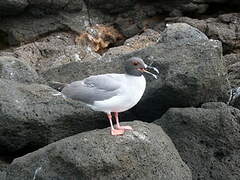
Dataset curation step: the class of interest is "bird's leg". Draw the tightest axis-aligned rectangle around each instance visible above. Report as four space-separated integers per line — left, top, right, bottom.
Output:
107 113 124 136
114 112 133 130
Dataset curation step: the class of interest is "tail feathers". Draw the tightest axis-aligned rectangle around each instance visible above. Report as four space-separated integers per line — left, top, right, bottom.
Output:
49 81 67 92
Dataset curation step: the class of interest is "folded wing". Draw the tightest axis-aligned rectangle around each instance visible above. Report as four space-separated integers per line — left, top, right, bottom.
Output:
61 74 122 104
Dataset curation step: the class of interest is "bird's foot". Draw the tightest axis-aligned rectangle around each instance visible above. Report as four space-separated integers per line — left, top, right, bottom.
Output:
116 125 133 130
111 129 125 136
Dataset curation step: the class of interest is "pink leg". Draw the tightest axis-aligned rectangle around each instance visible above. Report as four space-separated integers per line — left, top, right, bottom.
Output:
114 112 133 130
107 113 124 136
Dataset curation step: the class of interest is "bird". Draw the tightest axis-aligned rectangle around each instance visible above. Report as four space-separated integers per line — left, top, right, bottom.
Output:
52 57 159 135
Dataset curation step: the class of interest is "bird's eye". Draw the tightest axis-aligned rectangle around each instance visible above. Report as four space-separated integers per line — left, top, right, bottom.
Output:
133 62 138 66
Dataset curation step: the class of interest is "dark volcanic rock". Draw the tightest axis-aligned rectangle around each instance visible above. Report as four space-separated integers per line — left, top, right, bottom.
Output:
225 53 240 87
0 78 136 153
154 102 240 180
88 0 137 14
43 24 229 120
160 23 208 43
0 10 113 46
6 121 192 180
169 13 240 54
1 32 101 73
0 0 84 17
0 158 8 180
27 0 84 16
0 0 28 16
0 15 66 46
0 56 41 84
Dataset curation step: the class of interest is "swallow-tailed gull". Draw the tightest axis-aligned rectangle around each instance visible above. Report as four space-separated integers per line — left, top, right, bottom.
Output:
53 57 159 135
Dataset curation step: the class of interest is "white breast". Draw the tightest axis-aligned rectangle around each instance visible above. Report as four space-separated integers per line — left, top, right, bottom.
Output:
90 74 146 114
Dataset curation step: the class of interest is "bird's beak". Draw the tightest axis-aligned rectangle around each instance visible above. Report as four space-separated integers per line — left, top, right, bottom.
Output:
138 64 159 79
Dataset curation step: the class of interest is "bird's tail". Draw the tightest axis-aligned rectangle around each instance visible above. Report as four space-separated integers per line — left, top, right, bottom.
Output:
48 81 67 92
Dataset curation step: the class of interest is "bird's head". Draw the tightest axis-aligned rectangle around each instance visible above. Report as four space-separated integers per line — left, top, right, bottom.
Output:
125 57 159 79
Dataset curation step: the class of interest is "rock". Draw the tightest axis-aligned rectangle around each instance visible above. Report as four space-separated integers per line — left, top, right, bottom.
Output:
160 23 208 43
166 17 208 33
124 29 161 49
0 0 28 16
226 86 240 108
154 102 240 180
0 15 66 46
6 121 192 180
169 13 240 54
88 0 137 14
43 24 229 120
0 10 113 46
0 158 8 180
0 32 101 73
224 53 240 87
103 29 160 57
0 78 136 153
0 56 41 84
0 0 84 17
27 0 84 17
224 53 240 67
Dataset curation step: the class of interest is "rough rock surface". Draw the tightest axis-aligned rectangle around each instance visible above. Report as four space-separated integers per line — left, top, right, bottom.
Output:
6 121 192 180
224 53 240 87
103 29 161 58
0 78 136 153
43 23 229 120
169 13 240 54
159 23 208 43
154 102 240 180
0 0 84 17
0 10 113 46
0 32 101 72
0 158 8 180
0 56 41 83
0 0 28 16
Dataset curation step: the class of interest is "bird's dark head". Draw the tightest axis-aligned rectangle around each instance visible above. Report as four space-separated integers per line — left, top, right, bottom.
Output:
125 57 159 79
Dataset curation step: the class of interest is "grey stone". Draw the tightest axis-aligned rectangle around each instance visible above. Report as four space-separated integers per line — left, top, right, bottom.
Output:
0 32 101 73
0 158 8 180
159 23 208 43
103 29 161 58
27 0 84 16
0 15 66 46
0 56 41 84
224 53 240 67
0 10 113 46
6 121 192 180
0 78 136 153
0 0 28 16
169 13 240 54
87 0 137 14
154 102 240 180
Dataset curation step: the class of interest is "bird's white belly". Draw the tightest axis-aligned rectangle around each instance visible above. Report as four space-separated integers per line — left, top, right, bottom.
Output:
90 75 146 113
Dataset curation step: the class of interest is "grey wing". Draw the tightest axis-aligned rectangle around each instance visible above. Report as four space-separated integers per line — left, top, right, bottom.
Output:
61 74 121 104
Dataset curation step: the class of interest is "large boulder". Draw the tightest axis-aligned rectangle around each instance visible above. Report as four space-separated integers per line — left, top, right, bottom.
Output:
0 78 136 153
6 121 192 180
154 102 240 180
43 23 229 120
159 23 208 43
0 56 41 83
169 13 240 54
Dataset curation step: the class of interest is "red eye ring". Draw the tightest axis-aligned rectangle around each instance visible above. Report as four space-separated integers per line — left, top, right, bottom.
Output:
133 62 138 66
